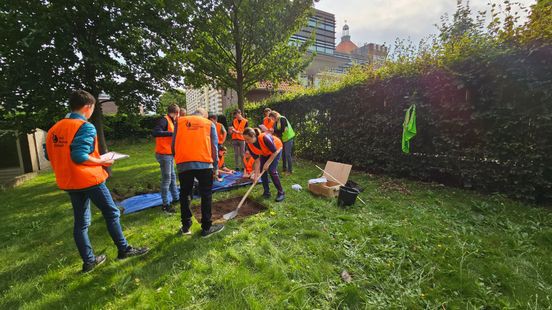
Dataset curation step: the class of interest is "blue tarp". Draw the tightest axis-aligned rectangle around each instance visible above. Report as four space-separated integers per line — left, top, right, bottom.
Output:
118 172 258 214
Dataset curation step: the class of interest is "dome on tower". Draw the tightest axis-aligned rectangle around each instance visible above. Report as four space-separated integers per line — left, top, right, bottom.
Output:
336 20 357 54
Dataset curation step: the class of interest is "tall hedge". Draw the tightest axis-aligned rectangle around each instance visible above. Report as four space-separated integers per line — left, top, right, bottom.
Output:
248 46 552 202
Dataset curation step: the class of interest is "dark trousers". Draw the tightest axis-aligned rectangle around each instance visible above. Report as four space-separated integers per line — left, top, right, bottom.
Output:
260 153 284 195
282 138 294 173
179 169 213 231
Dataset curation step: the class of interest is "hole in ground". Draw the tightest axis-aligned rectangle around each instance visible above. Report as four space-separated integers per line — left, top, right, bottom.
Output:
192 197 267 222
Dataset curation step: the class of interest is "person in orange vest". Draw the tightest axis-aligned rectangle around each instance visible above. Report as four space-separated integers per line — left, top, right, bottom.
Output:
228 109 248 171
242 150 255 179
216 146 235 181
173 108 224 238
152 103 180 213
208 114 227 148
243 128 285 202
45 90 148 273
261 108 275 133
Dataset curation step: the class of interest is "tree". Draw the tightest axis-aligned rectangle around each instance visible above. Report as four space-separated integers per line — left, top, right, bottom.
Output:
184 0 314 112
0 0 190 153
157 89 187 114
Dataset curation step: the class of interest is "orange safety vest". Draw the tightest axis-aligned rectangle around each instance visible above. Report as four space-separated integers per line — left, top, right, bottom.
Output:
174 115 213 164
263 117 274 130
46 118 108 190
231 118 247 141
216 122 226 145
247 133 283 157
243 157 255 173
155 115 175 155
218 154 225 169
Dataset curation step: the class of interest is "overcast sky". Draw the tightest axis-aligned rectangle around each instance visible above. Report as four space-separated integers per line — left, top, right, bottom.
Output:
315 0 536 48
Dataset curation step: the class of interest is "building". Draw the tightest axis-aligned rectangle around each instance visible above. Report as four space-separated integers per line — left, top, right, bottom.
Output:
185 86 236 115
335 22 389 68
0 128 50 188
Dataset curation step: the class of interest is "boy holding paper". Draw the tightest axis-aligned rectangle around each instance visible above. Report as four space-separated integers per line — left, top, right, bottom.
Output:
45 90 148 273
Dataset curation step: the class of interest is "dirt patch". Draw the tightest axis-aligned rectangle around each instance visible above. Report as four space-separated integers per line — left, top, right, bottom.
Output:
191 197 267 222
378 180 412 195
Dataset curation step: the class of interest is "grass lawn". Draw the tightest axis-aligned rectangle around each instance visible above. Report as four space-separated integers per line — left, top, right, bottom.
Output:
1 140 551 309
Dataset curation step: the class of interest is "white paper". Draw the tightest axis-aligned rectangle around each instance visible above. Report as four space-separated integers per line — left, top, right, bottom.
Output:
100 151 129 161
308 177 327 184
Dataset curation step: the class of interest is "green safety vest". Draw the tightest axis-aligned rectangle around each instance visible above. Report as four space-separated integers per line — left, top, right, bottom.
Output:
276 116 295 142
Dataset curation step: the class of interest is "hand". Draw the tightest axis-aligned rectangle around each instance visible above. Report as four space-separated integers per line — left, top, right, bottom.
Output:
101 159 114 167
262 162 270 172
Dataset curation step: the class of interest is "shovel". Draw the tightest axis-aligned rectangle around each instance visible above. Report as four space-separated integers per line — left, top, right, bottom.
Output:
223 152 279 220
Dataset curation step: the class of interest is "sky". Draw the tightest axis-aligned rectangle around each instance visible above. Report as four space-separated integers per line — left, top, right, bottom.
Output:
314 0 536 48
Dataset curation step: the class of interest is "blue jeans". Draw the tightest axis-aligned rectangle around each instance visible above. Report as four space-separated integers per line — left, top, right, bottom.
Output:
68 183 129 264
282 138 294 173
156 153 179 205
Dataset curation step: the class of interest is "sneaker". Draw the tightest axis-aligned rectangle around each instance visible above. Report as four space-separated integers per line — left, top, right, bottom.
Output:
162 204 176 214
275 193 285 202
201 224 225 238
262 192 271 199
82 254 107 273
118 246 149 259
179 227 192 236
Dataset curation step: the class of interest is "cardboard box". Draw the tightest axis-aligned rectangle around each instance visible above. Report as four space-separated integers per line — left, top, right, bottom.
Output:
308 161 352 198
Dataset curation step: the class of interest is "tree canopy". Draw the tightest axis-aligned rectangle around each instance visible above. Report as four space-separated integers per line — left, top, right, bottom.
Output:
184 0 314 112
0 0 190 152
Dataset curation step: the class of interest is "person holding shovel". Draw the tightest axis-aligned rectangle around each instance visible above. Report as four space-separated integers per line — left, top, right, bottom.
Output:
243 128 285 202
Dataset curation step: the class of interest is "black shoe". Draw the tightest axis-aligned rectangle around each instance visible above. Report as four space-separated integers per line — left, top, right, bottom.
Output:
82 254 107 273
275 193 285 202
262 192 271 199
118 246 149 259
179 226 192 236
201 224 225 238
162 204 176 214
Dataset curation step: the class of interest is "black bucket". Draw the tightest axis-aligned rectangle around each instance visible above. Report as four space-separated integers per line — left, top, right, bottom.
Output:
338 186 360 207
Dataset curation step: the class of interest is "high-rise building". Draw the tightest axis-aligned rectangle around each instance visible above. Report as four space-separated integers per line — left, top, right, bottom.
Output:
185 86 237 115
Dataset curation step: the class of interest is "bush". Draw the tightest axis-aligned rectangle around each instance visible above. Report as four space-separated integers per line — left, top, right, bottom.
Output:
104 114 159 140
248 45 552 202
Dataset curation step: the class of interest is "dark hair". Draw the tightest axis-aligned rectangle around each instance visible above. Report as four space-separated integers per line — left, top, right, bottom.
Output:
167 104 180 114
208 114 217 121
243 127 261 138
233 109 242 116
69 90 95 111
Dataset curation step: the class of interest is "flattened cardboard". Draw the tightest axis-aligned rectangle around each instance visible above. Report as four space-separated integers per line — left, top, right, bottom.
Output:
308 161 352 198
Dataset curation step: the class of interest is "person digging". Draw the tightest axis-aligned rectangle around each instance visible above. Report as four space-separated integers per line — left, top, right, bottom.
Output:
243 128 285 202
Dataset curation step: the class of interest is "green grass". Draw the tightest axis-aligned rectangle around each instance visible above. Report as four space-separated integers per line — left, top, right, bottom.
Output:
1 140 551 309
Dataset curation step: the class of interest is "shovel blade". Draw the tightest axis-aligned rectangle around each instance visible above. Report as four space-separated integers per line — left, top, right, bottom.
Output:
223 210 238 220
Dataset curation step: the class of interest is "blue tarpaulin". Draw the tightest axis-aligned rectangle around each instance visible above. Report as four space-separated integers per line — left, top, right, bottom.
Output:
118 172 259 214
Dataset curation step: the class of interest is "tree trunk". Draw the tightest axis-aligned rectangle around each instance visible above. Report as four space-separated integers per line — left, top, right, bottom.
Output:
236 82 245 114
89 99 108 155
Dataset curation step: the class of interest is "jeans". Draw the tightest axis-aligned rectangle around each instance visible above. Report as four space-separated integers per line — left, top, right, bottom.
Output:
156 153 179 206
260 153 284 195
179 169 213 231
282 138 294 173
68 183 129 264
232 140 245 169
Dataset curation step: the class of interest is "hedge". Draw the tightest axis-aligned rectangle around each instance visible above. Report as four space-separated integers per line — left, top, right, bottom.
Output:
247 46 552 203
